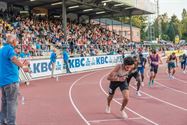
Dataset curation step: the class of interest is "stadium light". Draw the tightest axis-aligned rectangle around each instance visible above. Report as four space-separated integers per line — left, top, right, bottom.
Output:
20 11 29 14
68 5 79 9
83 9 93 12
102 0 112 3
125 7 134 10
30 0 36 1
51 2 63 6
114 3 124 7
96 11 105 14
54 15 61 18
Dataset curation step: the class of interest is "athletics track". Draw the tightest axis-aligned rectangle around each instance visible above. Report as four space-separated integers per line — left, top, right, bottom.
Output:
15 63 187 125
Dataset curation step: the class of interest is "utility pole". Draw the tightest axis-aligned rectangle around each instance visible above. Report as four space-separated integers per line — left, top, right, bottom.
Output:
157 0 162 41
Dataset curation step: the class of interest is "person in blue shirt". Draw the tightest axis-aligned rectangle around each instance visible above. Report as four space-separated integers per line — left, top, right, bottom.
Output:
179 53 187 74
50 49 57 77
0 34 29 125
137 53 147 86
62 48 71 73
19 49 31 59
24 49 31 58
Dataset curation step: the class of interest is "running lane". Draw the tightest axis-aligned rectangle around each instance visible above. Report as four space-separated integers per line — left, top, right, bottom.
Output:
17 72 94 125
15 68 187 125
70 69 158 125
71 68 187 125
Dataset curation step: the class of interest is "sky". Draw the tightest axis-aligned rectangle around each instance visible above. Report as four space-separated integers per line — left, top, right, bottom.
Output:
159 0 187 20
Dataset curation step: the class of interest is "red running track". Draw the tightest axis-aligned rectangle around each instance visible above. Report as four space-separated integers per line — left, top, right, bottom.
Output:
14 65 187 125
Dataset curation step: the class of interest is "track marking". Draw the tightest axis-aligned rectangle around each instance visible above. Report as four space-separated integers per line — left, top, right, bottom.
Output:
172 77 187 84
99 74 159 125
88 117 142 123
69 72 96 125
115 96 151 101
130 84 187 111
146 72 187 95
164 70 187 84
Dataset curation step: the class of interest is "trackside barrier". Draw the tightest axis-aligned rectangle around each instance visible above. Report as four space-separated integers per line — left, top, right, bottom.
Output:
29 55 123 79
19 53 151 80
19 69 31 83
165 50 184 56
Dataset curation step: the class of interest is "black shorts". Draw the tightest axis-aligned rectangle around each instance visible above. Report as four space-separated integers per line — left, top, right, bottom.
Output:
168 62 176 69
150 65 158 73
108 81 129 95
127 71 140 83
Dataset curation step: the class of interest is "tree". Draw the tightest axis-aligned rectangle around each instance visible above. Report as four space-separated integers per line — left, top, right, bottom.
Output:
181 9 187 41
182 9 187 20
167 22 175 42
119 16 148 41
152 13 169 40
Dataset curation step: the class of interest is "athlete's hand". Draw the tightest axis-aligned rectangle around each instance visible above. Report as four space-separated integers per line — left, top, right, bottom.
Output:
118 76 127 82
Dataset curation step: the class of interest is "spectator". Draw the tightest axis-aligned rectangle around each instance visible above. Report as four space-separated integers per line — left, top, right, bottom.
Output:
62 48 71 73
0 34 29 125
50 49 57 78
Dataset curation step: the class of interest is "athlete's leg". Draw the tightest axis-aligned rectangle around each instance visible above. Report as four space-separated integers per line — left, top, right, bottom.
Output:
106 82 118 113
168 63 171 74
134 72 141 96
181 62 184 70
184 61 186 71
119 82 129 119
120 89 129 111
149 67 154 87
107 95 113 108
134 73 141 91
172 67 176 76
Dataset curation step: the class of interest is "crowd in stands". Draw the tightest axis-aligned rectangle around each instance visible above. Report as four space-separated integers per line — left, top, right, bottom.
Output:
0 8 135 58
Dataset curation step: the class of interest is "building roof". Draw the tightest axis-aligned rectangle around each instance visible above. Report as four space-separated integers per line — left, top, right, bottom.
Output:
4 0 156 18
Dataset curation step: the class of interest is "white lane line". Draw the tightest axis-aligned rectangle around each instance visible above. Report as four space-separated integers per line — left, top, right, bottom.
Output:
173 77 187 84
69 72 96 125
115 96 151 101
164 70 187 84
155 81 187 95
99 74 159 125
130 84 187 111
88 117 142 123
147 72 187 95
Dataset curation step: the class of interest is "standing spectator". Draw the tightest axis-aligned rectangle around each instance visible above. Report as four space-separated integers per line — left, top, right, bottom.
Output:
50 49 57 78
62 48 71 73
0 34 29 125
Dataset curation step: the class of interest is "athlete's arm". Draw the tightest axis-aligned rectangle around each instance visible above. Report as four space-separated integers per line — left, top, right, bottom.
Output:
158 55 163 64
144 58 147 68
166 56 170 63
107 65 120 81
107 65 121 81
147 56 151 65
176 57 178 67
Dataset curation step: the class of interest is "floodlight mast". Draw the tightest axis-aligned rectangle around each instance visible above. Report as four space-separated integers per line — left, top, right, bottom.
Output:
62 0 67 43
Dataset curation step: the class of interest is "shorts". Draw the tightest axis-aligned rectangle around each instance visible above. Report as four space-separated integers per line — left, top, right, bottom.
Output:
168 62 175 69
138 67 144 74
181 61 186 68
127 71 140 83
150 65 158 74
108 81 129 95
